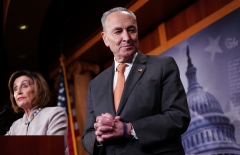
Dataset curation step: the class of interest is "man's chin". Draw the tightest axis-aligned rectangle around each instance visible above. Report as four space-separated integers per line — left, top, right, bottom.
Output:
122 53 136 63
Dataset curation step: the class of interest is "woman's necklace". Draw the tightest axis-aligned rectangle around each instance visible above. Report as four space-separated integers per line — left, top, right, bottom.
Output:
24 108 42 125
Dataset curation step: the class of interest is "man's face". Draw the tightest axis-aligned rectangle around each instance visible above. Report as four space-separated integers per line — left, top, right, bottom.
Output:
102 11 139 63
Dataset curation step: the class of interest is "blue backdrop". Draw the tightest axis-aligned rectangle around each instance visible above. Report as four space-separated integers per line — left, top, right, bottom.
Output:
160 8 240 154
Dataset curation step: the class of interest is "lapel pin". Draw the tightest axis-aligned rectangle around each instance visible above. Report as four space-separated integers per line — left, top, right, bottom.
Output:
138 68 142 72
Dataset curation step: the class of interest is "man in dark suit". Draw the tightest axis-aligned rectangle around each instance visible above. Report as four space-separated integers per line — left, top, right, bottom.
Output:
81 7 190 155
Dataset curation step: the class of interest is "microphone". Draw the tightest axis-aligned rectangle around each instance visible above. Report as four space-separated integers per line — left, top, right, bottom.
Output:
0 105 10 116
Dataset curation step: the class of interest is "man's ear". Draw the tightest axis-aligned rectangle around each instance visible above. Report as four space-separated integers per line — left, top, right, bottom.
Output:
101 32 109 47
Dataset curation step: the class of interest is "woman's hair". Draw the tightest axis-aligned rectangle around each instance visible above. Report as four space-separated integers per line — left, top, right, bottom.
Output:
8 70 52 113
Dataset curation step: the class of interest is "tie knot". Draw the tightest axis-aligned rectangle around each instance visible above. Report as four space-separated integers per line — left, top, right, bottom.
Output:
117 64 127 73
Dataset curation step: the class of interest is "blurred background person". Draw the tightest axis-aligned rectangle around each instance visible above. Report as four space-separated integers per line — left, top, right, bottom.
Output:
5 70 68 154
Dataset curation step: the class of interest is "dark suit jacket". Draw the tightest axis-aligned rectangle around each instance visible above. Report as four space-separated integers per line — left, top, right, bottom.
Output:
81 52 190 155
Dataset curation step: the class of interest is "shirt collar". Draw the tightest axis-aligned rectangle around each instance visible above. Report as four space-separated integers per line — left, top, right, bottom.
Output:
114 52 138 71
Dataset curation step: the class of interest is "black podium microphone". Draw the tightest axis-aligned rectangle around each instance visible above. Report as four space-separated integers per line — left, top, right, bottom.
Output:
0 105 10 116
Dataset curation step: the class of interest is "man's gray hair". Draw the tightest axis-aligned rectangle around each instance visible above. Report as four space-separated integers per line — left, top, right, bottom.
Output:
101 7 137 32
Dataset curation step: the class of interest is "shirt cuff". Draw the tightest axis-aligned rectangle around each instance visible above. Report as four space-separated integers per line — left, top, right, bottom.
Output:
130 123 138 139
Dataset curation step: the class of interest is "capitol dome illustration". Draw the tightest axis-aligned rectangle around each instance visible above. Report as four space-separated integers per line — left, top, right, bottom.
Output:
181 46 240 155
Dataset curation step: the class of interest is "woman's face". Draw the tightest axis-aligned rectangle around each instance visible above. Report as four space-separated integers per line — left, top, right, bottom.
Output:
13 75 35 110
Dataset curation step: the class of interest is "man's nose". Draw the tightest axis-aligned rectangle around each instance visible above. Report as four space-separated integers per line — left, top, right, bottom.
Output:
122 30 130 42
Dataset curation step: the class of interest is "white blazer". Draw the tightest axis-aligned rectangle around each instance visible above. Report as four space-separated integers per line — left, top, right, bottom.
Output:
6 106 68 154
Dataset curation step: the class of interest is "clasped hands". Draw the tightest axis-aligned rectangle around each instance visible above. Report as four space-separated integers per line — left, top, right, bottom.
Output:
94 113 130 144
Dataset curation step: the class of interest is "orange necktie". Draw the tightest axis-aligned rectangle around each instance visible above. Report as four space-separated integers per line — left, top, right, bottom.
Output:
114 64 128 111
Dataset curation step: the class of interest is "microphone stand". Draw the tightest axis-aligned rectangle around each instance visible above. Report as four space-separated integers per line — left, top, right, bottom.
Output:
0 105 10 116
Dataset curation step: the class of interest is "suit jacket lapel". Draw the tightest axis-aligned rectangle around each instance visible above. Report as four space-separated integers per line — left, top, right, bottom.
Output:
101 64 116 115
116 52 148 115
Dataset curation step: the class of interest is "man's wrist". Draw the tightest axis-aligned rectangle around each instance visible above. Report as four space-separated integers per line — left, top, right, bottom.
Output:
95 139 103 147
126 123 132 138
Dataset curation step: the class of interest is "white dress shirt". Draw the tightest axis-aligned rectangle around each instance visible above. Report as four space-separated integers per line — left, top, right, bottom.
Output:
113 52 138 139
113 52 138 90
